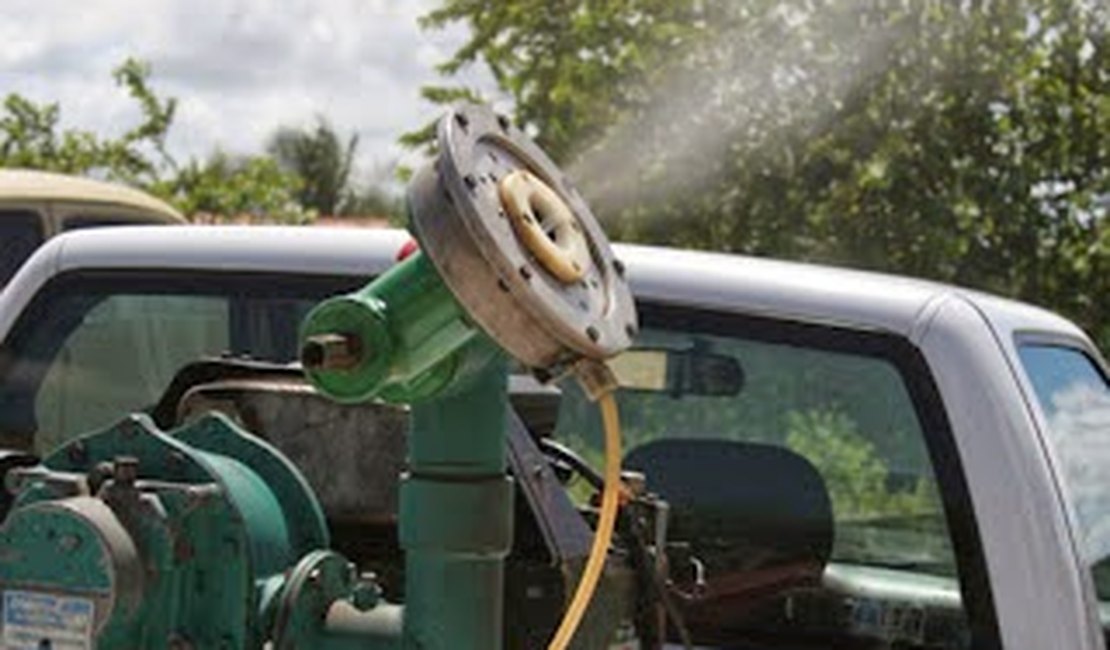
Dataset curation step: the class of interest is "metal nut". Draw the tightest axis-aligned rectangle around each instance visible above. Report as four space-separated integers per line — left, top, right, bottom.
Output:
113 456 139 486
301 333 363 371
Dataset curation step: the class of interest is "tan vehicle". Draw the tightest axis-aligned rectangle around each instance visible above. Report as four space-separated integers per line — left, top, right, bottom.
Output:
0 168 184 285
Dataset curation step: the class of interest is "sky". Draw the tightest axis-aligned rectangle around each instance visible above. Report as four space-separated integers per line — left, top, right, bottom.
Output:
0 0 497 186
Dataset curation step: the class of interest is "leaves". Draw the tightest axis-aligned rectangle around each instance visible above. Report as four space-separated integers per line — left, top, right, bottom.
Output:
407 0 709 160
0 58 175 184
149 152 312 224
417 0 1110 352
0 59 314 224
267 118 359 216
786 409 933 520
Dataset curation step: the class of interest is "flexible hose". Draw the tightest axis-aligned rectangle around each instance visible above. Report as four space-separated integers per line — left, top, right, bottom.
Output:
547 390 622 650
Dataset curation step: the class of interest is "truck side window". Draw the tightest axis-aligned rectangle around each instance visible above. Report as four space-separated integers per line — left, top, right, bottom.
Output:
0 272 367 454
0 210 44 285
35 295 230 452
553 306 988 649
1018 344 1110 604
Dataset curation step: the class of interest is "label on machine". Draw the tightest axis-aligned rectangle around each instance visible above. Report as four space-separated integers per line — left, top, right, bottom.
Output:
2 590 93 650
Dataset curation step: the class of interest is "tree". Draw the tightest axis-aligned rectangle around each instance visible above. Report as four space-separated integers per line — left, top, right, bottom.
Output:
267 118 359 215
151 151 311 224
342 183 404 222
416 0 1110 351
406 0 709 161
0 59 310 224
0 58 176 184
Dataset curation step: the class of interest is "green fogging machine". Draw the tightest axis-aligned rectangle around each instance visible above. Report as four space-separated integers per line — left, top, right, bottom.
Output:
0 105 640 649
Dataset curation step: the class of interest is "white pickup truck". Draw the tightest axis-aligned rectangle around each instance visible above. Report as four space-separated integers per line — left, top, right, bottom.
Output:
0 225 1107 650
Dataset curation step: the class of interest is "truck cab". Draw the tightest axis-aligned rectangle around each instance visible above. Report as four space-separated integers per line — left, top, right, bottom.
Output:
0 225 1106 649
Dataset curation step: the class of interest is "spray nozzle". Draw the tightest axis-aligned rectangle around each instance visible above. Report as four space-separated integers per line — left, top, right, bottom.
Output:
300 103 636 404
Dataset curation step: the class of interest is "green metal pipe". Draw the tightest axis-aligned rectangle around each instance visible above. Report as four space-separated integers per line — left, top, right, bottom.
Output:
400 359 514 650
320 602 404 648
300 251 479 404
301 246 516 649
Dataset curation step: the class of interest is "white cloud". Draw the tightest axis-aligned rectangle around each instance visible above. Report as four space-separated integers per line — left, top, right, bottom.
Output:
0 0 499 185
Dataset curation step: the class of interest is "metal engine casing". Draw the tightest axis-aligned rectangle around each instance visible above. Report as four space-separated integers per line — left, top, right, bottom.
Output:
0 412 338 649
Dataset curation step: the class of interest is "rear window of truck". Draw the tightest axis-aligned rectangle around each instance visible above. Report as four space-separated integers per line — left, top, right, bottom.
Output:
0 270 365 452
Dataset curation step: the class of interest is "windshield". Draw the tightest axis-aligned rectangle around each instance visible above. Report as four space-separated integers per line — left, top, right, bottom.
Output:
0 270 364 452
1018 343 1110 601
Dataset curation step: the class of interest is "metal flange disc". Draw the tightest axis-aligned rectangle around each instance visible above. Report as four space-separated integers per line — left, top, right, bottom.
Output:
408 103 637 370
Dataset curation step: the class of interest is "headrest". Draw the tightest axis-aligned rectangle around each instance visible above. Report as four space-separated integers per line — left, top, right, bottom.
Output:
625 438 834 580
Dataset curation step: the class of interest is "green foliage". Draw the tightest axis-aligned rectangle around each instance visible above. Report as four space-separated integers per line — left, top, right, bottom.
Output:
418 0 1109 348
111 59 178 179
786 408 950 569
150 151 312 224
342 185 405 223
267 118 358 215
407 0 708 160
0 58 175 184
399 86 485 156
0 59 310 224
785 409 933 520
265 118 406 222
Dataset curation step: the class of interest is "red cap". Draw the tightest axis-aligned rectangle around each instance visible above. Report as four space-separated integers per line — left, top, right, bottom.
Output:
396 239 420 261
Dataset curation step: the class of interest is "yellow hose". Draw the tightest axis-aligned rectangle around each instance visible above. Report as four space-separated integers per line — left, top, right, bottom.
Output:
547 390 622 650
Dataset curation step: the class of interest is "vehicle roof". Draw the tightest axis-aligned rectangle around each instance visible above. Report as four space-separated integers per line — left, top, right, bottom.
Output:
0 169 184 222
0 225 1086 346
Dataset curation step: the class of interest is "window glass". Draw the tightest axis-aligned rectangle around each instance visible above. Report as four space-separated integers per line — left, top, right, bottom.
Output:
1018 344 1110 601
35 295 229 451
0 272 363 452
0 210 44 285
554 313 975 648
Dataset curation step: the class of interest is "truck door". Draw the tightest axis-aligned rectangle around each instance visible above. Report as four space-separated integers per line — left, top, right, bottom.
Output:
550 302 1003 649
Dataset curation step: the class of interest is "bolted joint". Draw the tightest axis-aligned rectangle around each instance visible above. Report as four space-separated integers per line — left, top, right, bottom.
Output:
113 456 139 487
301 333 364 371
351 575 383 612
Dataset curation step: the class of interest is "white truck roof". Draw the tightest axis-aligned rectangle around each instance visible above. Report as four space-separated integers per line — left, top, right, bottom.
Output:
0 225 1085 347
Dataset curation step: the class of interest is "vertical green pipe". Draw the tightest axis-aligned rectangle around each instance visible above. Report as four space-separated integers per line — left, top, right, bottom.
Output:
399 356 514 650
302 247 517 648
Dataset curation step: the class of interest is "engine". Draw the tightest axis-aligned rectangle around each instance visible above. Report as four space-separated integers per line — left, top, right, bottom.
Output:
0 412 398 649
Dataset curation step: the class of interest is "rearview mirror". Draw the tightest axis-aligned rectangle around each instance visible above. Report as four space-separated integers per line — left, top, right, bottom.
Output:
610 346 744 397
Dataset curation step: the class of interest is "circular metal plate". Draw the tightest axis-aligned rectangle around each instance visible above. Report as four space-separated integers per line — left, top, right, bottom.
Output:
409 104 637 369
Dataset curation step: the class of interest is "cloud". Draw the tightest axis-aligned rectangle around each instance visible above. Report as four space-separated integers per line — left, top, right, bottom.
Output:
0 0 498 183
